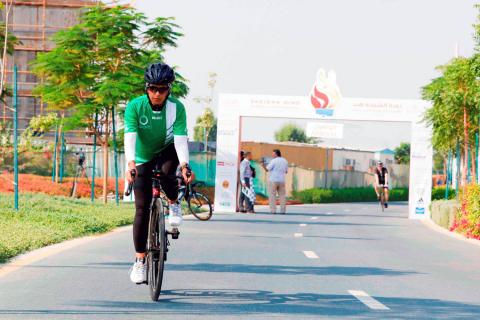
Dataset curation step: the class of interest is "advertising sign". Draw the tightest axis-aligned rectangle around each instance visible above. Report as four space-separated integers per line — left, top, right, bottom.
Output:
214 69 433 219
306 122 344 139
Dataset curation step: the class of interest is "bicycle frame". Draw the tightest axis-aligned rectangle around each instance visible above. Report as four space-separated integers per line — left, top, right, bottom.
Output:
377 184 386 211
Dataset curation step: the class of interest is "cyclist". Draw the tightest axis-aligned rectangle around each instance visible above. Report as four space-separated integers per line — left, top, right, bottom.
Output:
124 63 194 284
374 161 389 208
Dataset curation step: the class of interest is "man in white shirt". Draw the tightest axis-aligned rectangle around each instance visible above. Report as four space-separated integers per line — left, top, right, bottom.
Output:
263 149 288 214
239 151 254 213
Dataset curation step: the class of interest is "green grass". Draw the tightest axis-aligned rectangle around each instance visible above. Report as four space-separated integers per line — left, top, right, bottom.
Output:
292 187 409 204
0 193 135 263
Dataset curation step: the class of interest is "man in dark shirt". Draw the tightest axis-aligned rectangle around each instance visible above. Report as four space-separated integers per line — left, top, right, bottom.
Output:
374 161 389 208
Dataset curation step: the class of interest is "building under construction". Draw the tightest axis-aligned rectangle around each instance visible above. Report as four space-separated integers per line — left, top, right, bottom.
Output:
0 0 98 131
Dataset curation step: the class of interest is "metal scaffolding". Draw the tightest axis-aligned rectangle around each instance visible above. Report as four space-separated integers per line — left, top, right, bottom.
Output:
1 0 98 128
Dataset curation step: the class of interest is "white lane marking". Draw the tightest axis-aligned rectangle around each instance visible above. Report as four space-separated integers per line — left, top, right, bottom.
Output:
326 212 335 215
344 209 351 212
294 233 303 238
303 251 319 259
348 290 390 310
299 223 307 227
311 217 318 220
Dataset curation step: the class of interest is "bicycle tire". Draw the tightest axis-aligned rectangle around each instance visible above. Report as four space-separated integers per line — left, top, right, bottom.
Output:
188 192 213 221
380 192 385 212
147 198 166 301
159 192 169 212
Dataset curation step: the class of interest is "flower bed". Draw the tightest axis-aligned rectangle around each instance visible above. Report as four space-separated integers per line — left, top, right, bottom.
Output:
0 173 124 199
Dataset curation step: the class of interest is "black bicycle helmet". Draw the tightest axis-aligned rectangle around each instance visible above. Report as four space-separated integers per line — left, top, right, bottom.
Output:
144 63 175 85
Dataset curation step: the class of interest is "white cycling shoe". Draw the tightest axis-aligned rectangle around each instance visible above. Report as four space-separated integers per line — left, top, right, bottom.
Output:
169 202 183 227
130 259 146 284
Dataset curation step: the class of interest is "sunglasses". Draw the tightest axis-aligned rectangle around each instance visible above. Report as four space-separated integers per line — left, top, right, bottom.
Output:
147 85 170 94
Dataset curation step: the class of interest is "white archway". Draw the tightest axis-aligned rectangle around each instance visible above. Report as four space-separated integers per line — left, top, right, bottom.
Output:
214 94 432 220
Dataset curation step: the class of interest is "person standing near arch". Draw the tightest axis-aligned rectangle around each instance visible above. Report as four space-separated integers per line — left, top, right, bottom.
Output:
263 149 288 214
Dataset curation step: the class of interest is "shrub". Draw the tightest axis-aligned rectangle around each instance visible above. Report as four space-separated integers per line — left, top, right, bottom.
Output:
451 184 480 239
292 187 409 203
431 187 456 200
430 200 459 229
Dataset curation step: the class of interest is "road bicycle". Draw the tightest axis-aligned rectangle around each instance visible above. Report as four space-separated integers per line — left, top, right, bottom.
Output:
377 184 388 212
125 169 180 301
161 181 213 221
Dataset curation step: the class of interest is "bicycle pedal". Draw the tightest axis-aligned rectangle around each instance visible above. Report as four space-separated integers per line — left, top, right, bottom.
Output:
168 228 180 239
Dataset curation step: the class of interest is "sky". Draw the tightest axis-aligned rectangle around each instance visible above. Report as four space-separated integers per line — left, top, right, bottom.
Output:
134 0 477 148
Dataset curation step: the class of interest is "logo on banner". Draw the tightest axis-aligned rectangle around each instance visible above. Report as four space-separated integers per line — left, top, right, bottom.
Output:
220 190 232 207
217 129 236 136
310 69 342 116
415 198 425 214
218 161 235 167
222 180 230 189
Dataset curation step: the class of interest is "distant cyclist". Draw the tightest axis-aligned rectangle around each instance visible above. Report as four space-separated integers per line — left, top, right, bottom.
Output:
124 63 194 284
374 161 389 208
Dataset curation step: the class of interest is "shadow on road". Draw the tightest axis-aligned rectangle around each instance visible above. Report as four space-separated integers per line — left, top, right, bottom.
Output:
18 262 419 277
303 236 379 240
0 289 479 319
210 218 393 227
163 263 419 276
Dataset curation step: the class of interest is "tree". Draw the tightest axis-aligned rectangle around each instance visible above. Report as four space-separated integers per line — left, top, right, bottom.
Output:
193 107 217 146
0 0 21 101
394 142 410 164
21 113 59 147
31 5 188 202
275 123 311 143
423 57 480 187
193 72 218 148
433 150 447 173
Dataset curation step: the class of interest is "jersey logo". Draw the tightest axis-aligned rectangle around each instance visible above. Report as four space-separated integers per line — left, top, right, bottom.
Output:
139 115 150 127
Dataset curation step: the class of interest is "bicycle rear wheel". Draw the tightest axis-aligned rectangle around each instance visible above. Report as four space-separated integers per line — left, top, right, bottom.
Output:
188 192 213 221
147 198 166 301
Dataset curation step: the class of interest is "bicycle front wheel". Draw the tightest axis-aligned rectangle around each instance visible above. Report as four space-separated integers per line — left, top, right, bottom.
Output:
188 192 213 221
147 198 166 301
380 192 385 212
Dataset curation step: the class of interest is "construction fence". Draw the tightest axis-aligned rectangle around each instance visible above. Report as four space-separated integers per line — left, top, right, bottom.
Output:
1 147 408 196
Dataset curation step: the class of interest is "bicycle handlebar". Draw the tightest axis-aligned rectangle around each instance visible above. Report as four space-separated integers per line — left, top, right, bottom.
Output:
124 166 193 197
125 169 136 197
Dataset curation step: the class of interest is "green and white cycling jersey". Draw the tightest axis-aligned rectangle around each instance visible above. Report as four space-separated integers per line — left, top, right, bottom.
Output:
124 94 188 165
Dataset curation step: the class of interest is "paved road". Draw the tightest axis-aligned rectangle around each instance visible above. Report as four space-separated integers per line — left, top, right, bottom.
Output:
1 202 480 319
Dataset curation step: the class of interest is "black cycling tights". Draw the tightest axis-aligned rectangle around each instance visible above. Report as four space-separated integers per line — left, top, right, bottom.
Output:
133 143 179 253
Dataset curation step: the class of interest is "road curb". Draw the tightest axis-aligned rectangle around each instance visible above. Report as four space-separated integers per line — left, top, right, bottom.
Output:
0 225 132 279
421 218 480 247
